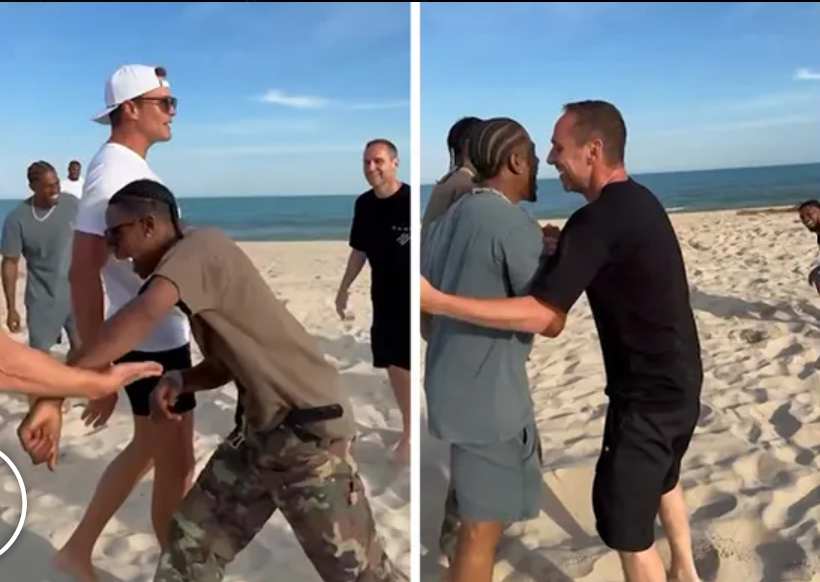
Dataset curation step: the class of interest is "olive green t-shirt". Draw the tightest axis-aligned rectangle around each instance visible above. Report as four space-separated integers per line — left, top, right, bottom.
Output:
151 227 355 440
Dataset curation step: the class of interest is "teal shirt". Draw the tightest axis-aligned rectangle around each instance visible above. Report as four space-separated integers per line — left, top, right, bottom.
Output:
421 189 547 443
0 193 78 330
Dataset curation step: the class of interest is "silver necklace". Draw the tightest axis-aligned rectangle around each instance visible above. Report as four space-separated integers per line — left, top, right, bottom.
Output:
472 186 512 204
31 201 56 222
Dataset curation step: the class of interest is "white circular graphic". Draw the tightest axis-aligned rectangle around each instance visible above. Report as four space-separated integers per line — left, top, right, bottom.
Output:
0 450 26 557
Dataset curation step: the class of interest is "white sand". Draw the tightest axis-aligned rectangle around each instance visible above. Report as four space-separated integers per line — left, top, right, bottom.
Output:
0 241 410 581
420 208 820 582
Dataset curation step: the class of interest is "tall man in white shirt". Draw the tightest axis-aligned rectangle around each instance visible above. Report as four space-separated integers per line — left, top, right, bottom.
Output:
46 64 196 582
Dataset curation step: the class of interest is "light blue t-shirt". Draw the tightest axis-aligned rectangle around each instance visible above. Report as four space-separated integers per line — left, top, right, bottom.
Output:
421 189 547 444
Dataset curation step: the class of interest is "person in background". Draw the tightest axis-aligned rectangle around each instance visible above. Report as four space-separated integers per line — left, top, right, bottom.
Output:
421 116 482 235
797 200 820 293
61 160 85 197
1 161 80 355
335 138 411 462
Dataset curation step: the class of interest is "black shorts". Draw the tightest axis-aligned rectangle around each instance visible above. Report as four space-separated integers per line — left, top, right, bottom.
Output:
371 311 409 371
116 344 195 417
592 399 700 552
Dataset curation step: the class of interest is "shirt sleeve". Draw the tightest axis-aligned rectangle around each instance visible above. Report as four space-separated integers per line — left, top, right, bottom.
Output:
150 235 219 315
0 215 22 257
495 219 548 296
74 180 109 236
349 196 367 253
530 210 610 313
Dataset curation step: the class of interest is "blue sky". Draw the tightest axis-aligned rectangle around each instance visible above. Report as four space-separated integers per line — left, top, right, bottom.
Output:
0 2 410 198
421 2 820 183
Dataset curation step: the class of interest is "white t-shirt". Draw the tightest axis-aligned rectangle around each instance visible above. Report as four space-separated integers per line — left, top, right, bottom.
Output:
76 142 190 352
61 176 84 198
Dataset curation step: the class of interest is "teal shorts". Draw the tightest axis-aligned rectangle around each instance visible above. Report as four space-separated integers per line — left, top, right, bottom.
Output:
449 421 543 522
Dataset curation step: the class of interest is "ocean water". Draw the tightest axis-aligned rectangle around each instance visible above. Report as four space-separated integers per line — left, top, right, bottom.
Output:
0 164 816 241
421 162 820 221
0 193 360 242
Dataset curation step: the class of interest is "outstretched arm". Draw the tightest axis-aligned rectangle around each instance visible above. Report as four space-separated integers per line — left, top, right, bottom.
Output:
67 276 180 373
420 210 609 338
420 277 565 336
0 329 157 398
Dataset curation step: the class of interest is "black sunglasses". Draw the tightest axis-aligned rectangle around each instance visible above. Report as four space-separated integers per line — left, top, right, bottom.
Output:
134 96 177 112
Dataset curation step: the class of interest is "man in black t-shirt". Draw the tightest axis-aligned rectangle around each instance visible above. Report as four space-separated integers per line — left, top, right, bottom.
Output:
336 138 410 461
421 102 703 582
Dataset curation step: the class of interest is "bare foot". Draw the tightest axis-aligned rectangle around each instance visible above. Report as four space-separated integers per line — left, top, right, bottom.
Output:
53 548 98 582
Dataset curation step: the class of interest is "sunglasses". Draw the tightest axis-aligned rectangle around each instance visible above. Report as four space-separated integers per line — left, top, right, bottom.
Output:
104 218 141 245
134 96 177 113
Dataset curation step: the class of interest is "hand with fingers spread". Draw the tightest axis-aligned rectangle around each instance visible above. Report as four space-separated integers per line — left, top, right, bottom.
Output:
82 393 118 429
16 360 163 470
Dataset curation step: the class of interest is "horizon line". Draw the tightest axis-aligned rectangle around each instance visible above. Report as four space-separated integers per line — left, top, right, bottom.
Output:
0 161 816 200
421 160 820 187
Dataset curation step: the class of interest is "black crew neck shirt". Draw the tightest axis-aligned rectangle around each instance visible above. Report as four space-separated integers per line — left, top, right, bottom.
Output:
530 178 702 406
349 182 410 317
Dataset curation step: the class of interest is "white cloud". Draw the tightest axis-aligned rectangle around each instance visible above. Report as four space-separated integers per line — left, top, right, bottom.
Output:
257 89 407 111
795 68 820 81
259 90 330 108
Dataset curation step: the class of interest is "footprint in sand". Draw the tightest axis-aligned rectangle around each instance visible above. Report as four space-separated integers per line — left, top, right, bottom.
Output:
691 535 721 582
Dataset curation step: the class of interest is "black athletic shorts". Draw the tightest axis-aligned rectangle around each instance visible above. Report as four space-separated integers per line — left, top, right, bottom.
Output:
116 344 195 417
592 398 700 552
370 310 409 371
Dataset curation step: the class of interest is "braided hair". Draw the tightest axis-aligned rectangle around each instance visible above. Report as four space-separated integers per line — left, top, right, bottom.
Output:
467 117 531 181
109 179 184 238
27 161 56 184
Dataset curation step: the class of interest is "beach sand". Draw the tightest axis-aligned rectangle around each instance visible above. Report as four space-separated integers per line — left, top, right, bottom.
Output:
420 207 820 582
0 241 410 581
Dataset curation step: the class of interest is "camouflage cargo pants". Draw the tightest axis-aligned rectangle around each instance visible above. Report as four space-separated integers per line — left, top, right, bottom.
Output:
154 424 406 581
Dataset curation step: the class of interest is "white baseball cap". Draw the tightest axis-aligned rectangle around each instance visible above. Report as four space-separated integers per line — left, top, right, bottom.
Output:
92 64 170 125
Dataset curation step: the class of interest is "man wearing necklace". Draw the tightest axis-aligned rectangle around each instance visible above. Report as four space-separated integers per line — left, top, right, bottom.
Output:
420 117 547 582
422 102 703 582
1 160 79 354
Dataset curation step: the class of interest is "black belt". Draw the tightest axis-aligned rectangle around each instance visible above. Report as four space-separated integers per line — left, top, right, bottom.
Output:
227 404 344 448
281 404 344 444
